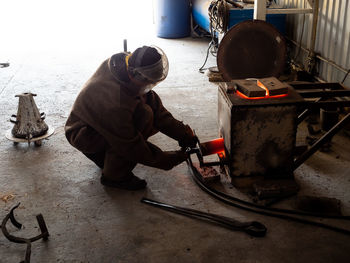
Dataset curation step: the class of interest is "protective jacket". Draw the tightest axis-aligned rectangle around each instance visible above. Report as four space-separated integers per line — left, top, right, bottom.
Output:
65 55 191 171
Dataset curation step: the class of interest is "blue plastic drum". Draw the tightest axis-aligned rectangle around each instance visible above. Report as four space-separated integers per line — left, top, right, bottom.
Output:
155 0 191 38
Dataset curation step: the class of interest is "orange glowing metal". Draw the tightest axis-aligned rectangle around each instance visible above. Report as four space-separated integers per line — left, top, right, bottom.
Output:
200 138 225 157
236 79 288 100
236 90 288 100
257 80 270 96
236 90 266 100
209 138 225 154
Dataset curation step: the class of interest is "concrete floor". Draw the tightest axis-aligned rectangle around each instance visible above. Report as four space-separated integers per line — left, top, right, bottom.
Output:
1 35 350 263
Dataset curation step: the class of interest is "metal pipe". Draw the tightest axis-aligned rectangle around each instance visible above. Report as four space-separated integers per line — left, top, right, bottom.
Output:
309 101 350 108
289 38 349 75
298 108 310 124
266 8 313 14
297 90 350 98
254 0 266 21
309 0 319 56
298 106 316 124
293 112 350 170
290 82 348 90
123 39 127 52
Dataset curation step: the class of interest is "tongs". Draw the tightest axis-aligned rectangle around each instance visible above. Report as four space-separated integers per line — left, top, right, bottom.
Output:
141 198 267 237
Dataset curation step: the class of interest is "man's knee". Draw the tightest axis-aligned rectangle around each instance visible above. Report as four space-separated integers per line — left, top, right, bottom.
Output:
103 149 137 180
66 125 107 154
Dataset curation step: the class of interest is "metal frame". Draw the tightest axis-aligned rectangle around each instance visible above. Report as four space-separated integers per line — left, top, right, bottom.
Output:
254 0 314 20
195 82 350 174
291 82 350 170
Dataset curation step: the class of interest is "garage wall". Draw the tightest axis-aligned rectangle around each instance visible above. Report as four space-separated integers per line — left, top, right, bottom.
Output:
276 0 350 86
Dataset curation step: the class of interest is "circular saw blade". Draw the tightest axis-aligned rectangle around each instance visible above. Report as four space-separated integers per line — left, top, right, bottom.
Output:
217 20 286 81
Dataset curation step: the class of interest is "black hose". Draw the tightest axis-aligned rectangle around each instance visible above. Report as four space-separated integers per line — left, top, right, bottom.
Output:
198 41 213 73
187 160 350 236
188 158 350 220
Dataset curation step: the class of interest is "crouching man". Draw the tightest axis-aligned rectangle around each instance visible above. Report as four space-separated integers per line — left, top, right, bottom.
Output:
65 46 196 190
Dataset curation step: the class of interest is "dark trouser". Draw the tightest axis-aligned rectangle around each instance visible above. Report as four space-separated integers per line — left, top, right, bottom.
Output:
83 151 106 169
66 105 156 182
82 149 137 182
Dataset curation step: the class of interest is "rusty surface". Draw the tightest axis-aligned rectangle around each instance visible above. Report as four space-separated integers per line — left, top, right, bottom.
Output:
192 162 220 183
257 77 289 96
11 93 48 140
199 138 225 156
218 84 303 178
218 83 305 107
217 20 286 80
253 179 299 200
233 79 266 98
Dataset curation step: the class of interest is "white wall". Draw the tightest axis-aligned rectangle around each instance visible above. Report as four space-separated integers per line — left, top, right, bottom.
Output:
277 0 350 86
0 0 154 53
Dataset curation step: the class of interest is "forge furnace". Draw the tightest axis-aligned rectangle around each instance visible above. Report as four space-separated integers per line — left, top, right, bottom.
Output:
218 81 304 180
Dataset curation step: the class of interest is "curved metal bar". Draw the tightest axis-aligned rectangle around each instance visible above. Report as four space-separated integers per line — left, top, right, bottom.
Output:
9 203 23 229
1 203 50 263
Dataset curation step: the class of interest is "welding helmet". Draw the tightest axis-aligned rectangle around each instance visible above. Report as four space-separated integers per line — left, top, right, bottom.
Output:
126 46 169 94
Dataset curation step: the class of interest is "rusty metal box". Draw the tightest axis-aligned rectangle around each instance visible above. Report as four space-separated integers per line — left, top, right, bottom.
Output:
218 83 304 178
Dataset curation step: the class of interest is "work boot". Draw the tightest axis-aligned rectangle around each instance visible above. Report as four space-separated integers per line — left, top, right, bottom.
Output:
100 173 147 190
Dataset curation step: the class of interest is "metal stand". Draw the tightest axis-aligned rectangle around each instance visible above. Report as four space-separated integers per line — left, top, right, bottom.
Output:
292 82 350 170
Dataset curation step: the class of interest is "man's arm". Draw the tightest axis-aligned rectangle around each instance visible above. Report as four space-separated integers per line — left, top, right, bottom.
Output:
146 91 197 148
93 106 186 170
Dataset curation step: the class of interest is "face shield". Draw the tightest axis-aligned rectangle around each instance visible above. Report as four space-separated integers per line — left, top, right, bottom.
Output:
128 46 169 94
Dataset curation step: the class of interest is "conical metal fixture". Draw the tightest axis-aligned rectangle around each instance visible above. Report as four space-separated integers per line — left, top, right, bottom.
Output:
10 92 48 140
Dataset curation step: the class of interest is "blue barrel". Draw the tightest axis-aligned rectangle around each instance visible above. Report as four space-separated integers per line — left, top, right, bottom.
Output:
192 0 212 33
155 0 191 38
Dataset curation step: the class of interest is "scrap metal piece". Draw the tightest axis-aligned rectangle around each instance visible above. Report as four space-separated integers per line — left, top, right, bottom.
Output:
192 163 220 183
11 93 48 140
253 179 299 200
141 198 267 237
5 126 55 145
1 203 49 263
185 134 228 168
206 67 224 82
6 92 55 146
233 79 266 98
217 20 286 80
257 77 289 96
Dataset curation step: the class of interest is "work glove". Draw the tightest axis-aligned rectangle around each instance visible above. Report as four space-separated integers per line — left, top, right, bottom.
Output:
159 150 188 171
178 125 198 149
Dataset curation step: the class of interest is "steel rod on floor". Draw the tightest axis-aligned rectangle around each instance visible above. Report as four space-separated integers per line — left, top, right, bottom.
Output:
141 198 267 237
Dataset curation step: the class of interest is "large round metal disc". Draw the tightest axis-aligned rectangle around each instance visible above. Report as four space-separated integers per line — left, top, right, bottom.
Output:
5 125 55 143
217 20 286 80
